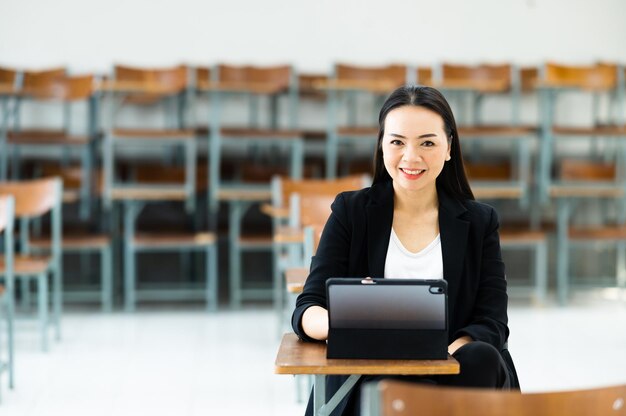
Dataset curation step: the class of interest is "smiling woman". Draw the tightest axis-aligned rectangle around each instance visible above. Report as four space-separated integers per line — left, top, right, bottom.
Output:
293 85 520 416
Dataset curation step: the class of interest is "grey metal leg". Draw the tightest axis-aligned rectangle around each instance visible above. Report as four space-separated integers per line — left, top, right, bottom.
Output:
37 274 49 352
314 374 361 416
314 374 326 416
123 202 140 312
206 243 218 312
535 240 548 304
53 266 62 342
229 201 243 309
102 245 113 312
556 198 571 305
20 278 30 311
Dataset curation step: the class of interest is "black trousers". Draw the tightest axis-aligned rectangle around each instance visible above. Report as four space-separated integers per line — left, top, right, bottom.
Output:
305 341 511 416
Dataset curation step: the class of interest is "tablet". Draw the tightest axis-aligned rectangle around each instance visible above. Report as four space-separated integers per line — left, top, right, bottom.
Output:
325 277 448 359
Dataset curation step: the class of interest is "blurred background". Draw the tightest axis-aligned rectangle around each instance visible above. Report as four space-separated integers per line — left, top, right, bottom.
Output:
1 0 626 415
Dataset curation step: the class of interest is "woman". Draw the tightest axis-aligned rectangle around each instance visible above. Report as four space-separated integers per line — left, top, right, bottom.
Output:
292 85 519 415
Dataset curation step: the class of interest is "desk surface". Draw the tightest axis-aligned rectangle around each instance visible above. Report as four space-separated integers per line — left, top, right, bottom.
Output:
275 333 460 376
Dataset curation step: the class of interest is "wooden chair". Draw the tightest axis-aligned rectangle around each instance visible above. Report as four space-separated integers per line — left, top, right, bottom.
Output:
9 73 98 219
537 62 625 205
0 67 20 180
0 195 15 391
198 64 303 308
364 380 626 416
103 64 196 213
0 177 62 351
550 161 626 303
326 63 407 178
266 174 370 313
465 161 548 303
119 164 218 312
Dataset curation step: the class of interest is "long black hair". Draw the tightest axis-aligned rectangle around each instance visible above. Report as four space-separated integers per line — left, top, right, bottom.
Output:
372 85 474 201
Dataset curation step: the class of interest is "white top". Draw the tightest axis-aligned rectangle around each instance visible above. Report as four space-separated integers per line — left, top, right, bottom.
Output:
384 228 443 280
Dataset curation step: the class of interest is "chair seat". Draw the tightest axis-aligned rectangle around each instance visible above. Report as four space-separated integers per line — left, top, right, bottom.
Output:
0 255 51 275
459 125 537 137
31 234 110 250
111 128 195 139
273 226 304 244
221 128 302 139
8 129 90 145
569 225 626 240
133 232 216 248
500 229 547 243
553 125 626 136
337 126 377 137
285 267 308 294
239 234 273 247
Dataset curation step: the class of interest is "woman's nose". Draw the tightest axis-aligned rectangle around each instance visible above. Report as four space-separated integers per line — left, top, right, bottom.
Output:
402 145 422 162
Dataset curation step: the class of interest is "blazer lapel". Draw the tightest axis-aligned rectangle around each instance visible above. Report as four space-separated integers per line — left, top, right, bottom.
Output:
438 189 469 289
366 181 394 277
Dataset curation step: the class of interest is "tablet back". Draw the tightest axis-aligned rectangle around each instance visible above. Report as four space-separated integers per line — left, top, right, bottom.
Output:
326 278 448 359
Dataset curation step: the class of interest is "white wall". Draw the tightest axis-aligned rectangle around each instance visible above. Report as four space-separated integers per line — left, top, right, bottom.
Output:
1 0 626 73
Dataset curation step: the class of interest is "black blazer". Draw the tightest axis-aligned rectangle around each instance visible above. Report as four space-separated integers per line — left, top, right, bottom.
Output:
292 180 519 414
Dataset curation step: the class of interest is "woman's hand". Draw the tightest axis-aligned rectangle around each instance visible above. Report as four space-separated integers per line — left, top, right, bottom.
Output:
448 335 473 355
302 305 329 341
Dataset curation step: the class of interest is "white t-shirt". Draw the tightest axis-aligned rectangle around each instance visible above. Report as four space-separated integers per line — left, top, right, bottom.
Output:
384 228 443 280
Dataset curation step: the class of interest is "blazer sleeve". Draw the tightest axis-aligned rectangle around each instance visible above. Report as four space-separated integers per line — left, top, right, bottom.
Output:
453 206 509 349
291 193 352 342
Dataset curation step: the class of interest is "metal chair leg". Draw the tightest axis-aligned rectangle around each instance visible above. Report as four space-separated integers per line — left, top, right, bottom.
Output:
37 273 49 352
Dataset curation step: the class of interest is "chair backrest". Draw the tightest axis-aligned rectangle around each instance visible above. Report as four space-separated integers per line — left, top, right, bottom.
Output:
114 64 189 94
416 67 433 86
521 67 539 92
559 160 617 182
218 64 292 91
22 74 95 101
464 161 512 181
0 177 62 218
441 63 512 91
369 380 626 416
299 194 337 258
336 63 406 86
21 67 67 89
544 62 617 91
273 174 370 208
0 67 18 86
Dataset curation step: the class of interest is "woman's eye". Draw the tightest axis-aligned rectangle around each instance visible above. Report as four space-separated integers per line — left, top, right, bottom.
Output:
390 139 403 146
422 140 435 147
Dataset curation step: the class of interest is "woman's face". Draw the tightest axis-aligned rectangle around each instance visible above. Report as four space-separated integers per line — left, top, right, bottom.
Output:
381 105 451 195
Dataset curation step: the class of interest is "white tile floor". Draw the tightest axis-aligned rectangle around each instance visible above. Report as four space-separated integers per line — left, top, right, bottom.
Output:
1 290 626 415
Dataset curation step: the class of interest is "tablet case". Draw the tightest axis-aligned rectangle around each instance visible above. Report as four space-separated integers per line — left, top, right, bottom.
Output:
326 278 448 360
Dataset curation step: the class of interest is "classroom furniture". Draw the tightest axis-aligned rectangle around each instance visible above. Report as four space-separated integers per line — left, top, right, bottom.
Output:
275 333 460 416
0 177 62 351
265 175 370 316
8 72 98 220
0 195 15 394
100 65 218 311
317 64 407 178
362 380 626 416
199 64 304 308
0 67 21 181
538 63 626 304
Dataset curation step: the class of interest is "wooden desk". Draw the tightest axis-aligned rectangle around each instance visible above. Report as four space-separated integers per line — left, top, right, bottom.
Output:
275 333 459 416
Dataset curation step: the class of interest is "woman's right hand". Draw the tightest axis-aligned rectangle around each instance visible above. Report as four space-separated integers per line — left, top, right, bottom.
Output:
302 305 329 341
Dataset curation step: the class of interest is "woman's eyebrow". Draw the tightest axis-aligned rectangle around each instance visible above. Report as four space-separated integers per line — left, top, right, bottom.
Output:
389 132 438 139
